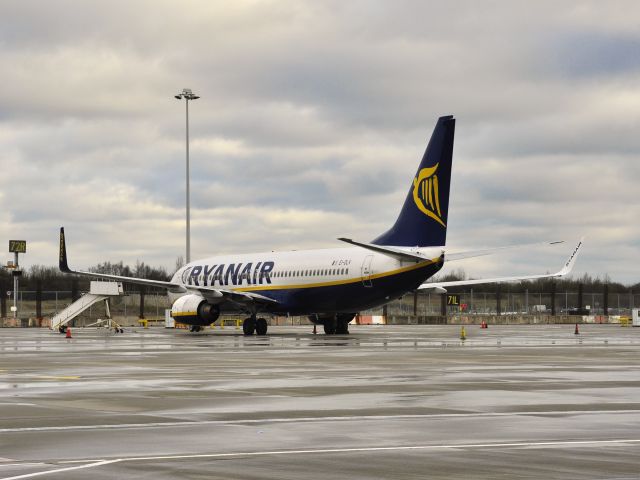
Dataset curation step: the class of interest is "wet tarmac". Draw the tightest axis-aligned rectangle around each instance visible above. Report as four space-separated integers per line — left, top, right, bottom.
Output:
1 324 640 479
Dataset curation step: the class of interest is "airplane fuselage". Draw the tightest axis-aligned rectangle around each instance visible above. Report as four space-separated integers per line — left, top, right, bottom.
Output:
171 247 444 315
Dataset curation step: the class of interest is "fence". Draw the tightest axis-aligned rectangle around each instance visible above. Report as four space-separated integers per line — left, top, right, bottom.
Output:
1 290 171 326
1 289 638 326
363 290 639 317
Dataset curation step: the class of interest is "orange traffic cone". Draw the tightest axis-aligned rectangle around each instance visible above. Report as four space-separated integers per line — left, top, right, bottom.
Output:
574 323 579 335
66 327 72 339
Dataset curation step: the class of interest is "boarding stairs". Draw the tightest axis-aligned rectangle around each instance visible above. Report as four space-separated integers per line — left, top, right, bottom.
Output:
50 281 124 331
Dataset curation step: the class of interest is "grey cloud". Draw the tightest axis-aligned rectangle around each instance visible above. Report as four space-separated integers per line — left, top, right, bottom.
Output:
542 31 640 79
0 1 638 283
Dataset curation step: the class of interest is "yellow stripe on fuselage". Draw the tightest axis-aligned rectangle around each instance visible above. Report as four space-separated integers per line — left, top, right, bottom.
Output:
233 256 441 293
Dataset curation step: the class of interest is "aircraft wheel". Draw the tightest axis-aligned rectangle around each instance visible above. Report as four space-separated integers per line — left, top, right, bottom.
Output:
336 321 350 335
243 317 256 336
189 325 202 333
256 318 268 336
323 318 337 335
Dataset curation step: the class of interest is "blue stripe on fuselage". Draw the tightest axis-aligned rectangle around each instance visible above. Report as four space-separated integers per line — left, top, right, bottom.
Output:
236 260 442 315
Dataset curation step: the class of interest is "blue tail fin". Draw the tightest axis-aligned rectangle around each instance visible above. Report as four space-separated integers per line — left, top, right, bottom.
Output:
372 115 455 247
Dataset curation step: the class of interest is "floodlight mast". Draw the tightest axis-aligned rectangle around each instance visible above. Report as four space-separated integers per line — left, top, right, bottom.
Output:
13 251 18 318
174 88 200 264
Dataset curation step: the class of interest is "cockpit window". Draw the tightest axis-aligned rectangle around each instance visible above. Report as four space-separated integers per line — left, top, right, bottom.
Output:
181 267 193 283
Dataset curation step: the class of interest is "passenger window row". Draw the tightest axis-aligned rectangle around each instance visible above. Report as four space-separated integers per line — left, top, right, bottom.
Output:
192 267 351 284
272 268 349 279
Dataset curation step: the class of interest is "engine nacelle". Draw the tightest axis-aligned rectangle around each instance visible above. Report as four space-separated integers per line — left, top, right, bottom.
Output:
171 294 220 326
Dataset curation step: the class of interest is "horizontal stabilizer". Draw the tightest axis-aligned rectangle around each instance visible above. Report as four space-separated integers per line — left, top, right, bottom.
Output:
338 238 440 262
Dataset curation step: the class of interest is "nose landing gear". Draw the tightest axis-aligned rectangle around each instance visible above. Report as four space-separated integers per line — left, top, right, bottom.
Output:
256 317 268 335
243 317 255 335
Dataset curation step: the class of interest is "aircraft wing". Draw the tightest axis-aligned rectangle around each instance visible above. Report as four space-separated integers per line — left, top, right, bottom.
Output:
419 238 583 290
444 240 565 261
58 228 279 306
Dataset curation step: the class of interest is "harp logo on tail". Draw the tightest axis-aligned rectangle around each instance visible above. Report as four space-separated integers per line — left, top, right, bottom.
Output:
412 163 446 227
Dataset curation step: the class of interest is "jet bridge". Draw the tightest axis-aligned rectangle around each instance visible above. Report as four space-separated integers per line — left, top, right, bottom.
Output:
50 281 124 331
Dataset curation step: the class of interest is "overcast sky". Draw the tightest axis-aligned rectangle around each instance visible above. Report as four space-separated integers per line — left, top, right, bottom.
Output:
1 1 638 284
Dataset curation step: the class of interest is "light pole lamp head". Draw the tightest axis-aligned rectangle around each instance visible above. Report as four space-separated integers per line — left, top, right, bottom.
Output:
175 88 200 101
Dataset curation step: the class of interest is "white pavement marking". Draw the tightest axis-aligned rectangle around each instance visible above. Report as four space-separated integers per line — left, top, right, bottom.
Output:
0 465 44 469
122 438 640 461
0 460 119 480
4 439 640 479
1 409 639 433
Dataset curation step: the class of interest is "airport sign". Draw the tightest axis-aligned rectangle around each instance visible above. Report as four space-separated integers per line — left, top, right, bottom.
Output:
9 240 26 253
447 294 460 306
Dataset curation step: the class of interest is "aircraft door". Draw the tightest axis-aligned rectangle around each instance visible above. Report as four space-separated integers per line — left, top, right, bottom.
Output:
361 255 373 287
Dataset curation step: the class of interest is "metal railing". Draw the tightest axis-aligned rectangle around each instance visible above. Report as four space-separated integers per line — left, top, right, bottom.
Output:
363 290 639 316
2 291 170 322
2 289 638 325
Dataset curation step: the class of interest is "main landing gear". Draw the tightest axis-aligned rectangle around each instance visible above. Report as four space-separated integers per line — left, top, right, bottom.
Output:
323 319 350 335
189 325 203 333
243 316 268 336
323 317 336 335
320 313 354 335
336 320 350 335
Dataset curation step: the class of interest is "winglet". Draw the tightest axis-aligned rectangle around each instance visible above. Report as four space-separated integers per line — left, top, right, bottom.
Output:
59 227 71 273
557 237 584 276
417 237 585 290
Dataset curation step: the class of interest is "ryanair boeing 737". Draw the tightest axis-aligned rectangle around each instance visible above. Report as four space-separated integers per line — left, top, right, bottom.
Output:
58 116 583 335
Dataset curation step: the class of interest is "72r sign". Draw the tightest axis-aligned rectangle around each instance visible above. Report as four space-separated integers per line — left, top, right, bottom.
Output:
9 240 26 253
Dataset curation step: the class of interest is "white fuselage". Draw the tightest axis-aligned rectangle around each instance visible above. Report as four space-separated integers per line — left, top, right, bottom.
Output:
170 246 444 315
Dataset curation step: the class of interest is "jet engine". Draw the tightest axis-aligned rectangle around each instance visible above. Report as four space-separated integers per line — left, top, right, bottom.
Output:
171 294 220 326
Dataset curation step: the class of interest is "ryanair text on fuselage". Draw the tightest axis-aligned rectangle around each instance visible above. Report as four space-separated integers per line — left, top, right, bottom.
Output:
182 262 276 287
